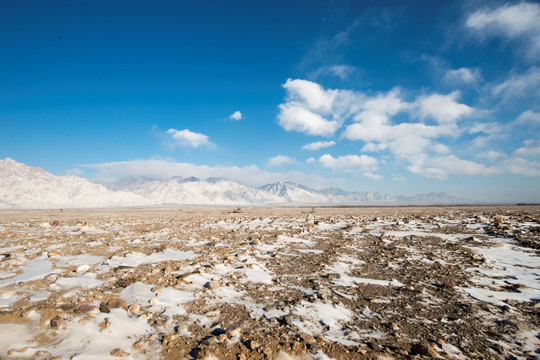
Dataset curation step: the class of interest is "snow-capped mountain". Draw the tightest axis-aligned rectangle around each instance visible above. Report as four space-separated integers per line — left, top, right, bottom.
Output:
0 158 152 209
259 181 329 203
132 176 284 205
0 158 474 208
318 187 397 203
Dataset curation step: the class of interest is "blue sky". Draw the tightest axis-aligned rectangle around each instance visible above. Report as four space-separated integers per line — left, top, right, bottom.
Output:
1 1 540 202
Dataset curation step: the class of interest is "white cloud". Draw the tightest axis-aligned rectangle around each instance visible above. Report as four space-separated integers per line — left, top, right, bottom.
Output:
408 155 501 180
514 110 540 125
302 141 336 151
476 151 507 161
362 142 388 152
443 67 481 85
492 67 540 99
513 139 540 158
466 2 540 58
306 157 316 164
166 129 213 148
327 65 357 80
392 174 407 182
81 158 331 188
278 104 340 136
228 111 242 121
363 172 383 180
66 168 83 176
416 91 473 123
268 155 296 168
282 78 337 113
499 157 540 176
319 154 378 173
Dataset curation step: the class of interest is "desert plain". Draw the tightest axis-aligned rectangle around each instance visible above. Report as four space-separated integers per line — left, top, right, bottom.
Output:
0 206 539 360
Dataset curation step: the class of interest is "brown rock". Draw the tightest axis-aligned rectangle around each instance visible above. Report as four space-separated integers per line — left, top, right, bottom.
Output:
48 250 63 258
207 280 220 290
99 302 110 313
128 303 141 313
74 304 97 314
50 315 63 327
442 281 455 289
108 298 128 309
410 342 437 358
110 348 129 357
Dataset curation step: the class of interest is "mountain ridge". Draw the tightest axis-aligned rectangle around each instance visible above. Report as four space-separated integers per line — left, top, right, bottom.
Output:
0 158 474 208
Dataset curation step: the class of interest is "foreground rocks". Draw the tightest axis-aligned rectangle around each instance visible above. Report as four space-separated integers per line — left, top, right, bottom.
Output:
0 206 539 359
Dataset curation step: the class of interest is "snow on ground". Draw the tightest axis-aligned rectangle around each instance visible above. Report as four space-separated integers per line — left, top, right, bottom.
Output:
0 207 539 359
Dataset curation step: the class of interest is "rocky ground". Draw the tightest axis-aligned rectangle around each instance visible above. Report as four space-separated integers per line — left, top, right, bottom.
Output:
0 206 539 360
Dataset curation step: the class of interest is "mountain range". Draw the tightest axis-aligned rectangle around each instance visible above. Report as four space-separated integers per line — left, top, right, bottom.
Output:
0 158 473 209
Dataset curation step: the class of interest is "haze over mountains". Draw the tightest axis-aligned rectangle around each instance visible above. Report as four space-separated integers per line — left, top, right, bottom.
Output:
0 158 472 209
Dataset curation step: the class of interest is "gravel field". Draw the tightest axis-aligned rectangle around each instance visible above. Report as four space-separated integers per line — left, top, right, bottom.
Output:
0 206 539 359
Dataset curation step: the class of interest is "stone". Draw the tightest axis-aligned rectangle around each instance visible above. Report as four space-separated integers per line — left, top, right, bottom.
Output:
50 315 63 327
128 303 141 313
442 281 455 289
74 304 97 314
110 348 129 357
327 273 341 280
108 298 128 309
282 314 295 325
410 342 437 358
48 250 62 258
207 280 220 290
99 302 110 313
248 340 260 350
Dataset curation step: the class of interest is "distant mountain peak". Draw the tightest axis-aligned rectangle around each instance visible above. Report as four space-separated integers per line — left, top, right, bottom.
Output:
0 158 475 208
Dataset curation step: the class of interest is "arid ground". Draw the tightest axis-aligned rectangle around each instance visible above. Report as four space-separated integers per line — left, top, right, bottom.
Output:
0 206 539 359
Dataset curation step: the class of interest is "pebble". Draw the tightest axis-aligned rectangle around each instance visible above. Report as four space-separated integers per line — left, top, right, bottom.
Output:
99 302 110 313
48 250 62 258
110 348 129 357
128 303 141 313
74 304 97 314
50 315 63 327
207 280 220 290
108 298 128 309
410 342 437 358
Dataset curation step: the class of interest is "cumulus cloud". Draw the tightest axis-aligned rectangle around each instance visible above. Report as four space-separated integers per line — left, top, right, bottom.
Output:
443 67 481 85
466 2 540 58
476 151 507 161
81 158 332 188
513 139 540 158
306 157 316 164
278 104 340 136
492 67 540 99
276 78 540 181
416 92 473 123
363 172 383 180
228 111 242 121
166 129 213 148
277 79 351 136
514 110 540 125
318 154 378 174
408 155 500 180
302 141 336 151
268 155 296 168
